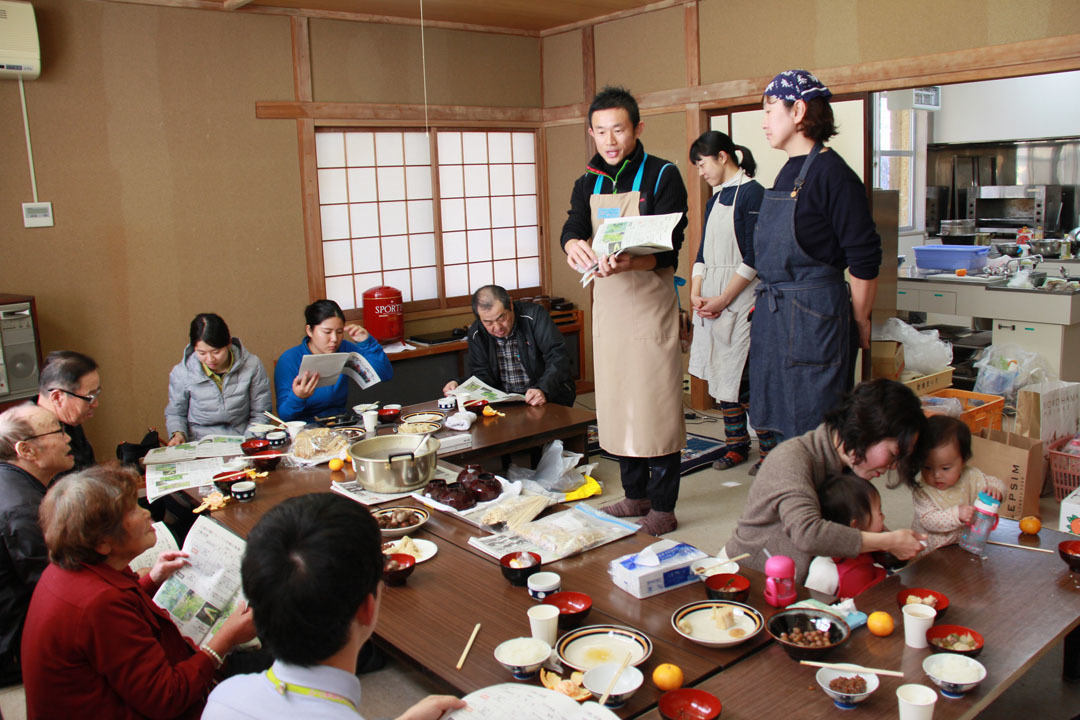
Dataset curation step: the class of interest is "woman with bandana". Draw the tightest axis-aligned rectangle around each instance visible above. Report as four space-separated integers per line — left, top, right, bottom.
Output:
749 69 882 444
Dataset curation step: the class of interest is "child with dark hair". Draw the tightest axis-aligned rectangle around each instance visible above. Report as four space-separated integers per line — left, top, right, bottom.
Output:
911 415 1004 553
805 474 887 598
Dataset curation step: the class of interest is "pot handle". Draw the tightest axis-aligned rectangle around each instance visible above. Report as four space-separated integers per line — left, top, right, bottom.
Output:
388 452 416 463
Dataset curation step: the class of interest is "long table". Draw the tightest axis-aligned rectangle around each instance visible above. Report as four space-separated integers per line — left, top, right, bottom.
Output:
635 519 1080 719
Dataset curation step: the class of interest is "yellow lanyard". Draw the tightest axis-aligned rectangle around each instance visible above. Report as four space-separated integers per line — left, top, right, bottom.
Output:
265 666 359 713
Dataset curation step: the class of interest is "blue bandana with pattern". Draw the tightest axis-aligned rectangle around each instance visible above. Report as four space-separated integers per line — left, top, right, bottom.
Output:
764 69 832 102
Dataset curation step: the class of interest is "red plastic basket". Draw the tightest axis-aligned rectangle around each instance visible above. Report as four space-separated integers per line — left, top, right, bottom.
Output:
1049 436 1080 502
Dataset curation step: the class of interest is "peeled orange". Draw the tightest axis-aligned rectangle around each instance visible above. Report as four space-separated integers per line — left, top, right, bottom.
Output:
652 663 684 691
328 458 345 472
866 611 895 637
1019 516 1042 535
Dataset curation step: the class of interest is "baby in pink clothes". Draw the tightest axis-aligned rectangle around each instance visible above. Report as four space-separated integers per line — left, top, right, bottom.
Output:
910 415 1004 554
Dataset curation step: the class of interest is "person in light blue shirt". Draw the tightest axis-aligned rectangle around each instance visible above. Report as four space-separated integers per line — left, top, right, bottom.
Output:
202 493 464 720
274 300 393 422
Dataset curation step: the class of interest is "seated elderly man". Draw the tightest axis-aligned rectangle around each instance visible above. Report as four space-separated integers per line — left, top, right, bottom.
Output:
443 285 575 407
203 493 465 719
0 403 73 685
35 350 100 474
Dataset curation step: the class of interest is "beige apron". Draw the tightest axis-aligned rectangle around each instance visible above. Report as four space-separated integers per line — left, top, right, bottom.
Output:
687 174 759 403
590 190 686 457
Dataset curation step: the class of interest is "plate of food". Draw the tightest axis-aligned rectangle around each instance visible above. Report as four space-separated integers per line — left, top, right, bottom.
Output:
395 421 442 435
400 410 446 425
372 506 430 538
671 600 764 648
555 624 652 672
381 536 437 563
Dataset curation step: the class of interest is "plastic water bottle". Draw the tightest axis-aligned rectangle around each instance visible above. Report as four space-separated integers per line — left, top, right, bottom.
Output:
959 492 1001 555
764 555 797 608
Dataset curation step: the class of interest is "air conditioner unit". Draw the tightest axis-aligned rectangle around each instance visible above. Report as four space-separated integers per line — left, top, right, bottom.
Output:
0 1 40 80
886 87 941 112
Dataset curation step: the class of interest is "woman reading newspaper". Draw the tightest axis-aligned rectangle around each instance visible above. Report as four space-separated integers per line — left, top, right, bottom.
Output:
20 463 257 719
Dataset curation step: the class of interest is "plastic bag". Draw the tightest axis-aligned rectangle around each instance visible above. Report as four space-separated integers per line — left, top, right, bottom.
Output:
282 428 349 467
875 317 953 375
973 343 1055 407
507 439 587 493
921 395 963 418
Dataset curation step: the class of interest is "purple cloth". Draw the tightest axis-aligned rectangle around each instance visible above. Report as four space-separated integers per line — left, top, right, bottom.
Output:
764 69 831 102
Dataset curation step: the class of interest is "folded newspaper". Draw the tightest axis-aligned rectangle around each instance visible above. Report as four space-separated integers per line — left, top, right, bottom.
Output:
580 211 682 286
449 376 526 404
144 435 246 465
152 516 248 647
299 350 380 390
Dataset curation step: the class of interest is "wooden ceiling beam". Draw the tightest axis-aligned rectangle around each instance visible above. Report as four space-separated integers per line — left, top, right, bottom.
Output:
539 0 692 37
255 100 544 124
222 0 254 9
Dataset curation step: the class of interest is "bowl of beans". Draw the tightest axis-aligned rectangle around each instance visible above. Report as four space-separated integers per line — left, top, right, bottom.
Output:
766 608 851 661
815 667 879 709
372 506 430 538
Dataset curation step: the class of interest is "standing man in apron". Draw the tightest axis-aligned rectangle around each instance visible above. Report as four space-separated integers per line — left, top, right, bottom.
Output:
561 87 688 536
749 70 881 443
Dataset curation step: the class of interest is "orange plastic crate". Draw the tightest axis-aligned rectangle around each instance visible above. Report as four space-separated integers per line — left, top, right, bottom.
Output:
1049 436 1080 501
923 388 1005 433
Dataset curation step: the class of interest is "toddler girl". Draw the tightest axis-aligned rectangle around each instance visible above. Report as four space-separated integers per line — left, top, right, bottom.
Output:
911 415 1004 553
805 474 887 598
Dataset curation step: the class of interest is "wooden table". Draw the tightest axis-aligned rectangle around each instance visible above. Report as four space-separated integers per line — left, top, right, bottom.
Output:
635 519 1080 719
378 399 595 466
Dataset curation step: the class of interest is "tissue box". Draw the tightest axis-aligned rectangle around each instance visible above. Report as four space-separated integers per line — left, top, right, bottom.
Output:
609 540 707 599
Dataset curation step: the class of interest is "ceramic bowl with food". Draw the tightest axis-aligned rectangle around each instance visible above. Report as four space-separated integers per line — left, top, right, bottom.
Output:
383 553 416 586
249 450 281 472
766 608 851 661
555 625 652 672
897 588 950 618
1058 540 1080 572
493 637 551 680
395 421 442 435
657 688 722 720
240 438 271 456
703 573 750 602
378 404 403 423
582 663 643 708
672 600 763 649
926 624 984 658
815 667 879 709
372 506 430 538
922 653 987 698
499 551 542 586
542 591 592 630
212 471 247 495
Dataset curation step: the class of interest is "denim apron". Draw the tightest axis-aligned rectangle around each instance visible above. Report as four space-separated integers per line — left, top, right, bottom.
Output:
748 144 854 439
590 155 685 457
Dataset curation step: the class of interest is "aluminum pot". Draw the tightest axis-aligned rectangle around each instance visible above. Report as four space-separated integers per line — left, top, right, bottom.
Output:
349 435 440 494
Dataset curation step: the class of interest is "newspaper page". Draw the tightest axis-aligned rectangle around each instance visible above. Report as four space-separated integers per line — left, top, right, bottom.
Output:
449 376 526 404
579 211 681 286
128 522 179 576
299 351 381 390
145 457 226 502
445 684 618 720
468 504 636 563
144 435 245 465
152 516 246 646
330 481 413 506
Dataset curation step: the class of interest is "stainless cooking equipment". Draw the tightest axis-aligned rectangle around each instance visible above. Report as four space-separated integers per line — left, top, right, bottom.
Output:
992 241 1022 258
1029 239 1061 258
966 185 1066 236
349 435 441 493
940 219 976 235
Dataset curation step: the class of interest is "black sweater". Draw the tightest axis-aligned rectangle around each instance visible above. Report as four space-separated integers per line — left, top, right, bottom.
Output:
768 148 881 280
560 141 688 270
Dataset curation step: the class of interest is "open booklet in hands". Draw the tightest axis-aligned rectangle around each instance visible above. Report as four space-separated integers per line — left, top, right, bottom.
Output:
579 211 681 286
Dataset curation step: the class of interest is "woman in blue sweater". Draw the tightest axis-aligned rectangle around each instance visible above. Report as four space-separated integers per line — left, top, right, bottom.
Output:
274 300 392 422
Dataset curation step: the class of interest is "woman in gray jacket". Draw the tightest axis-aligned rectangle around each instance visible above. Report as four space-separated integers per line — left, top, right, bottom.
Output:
165 314 272 445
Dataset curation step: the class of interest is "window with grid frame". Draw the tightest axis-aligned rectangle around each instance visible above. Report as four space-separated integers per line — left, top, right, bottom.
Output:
314 128 542 312
874 96 916 231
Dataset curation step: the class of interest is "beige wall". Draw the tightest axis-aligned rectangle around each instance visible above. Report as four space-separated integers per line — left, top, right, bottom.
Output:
595 6 687 94
542 30 583 108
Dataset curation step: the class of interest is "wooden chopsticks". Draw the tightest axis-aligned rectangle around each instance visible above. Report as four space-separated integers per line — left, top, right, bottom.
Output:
986 540 1054 554
456 623 481 670
800 660 904 678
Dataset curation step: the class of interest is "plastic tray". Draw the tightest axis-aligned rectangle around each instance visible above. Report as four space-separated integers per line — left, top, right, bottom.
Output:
912 245 989 271
923 388 1004 433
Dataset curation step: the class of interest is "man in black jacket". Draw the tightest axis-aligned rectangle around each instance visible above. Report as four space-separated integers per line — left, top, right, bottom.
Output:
443 285 575 407
0 403 74 685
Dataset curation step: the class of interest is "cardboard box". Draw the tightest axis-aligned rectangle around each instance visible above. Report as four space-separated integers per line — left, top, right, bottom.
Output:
871 341 905 380
971 428 1043 520
1060 487 1080 535
609 540 707 599
902 367 954 396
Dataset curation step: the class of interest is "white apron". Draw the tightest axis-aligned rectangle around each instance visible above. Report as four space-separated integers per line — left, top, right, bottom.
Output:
589 162 685 457
687 175 759 403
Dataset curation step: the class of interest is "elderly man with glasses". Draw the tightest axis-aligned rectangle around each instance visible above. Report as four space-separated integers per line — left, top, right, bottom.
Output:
35 350 100 475
0 403 74 686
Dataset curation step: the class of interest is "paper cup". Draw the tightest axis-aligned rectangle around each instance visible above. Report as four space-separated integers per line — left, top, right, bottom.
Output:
527 604 560 647
897 683 937 720
902 603 937 649
362 410 379 433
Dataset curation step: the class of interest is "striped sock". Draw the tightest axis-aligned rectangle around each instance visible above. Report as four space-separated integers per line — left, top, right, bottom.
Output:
720 401 750 449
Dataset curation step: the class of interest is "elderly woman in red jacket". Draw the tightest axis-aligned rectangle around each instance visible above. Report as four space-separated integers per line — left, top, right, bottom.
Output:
20 463 256 719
